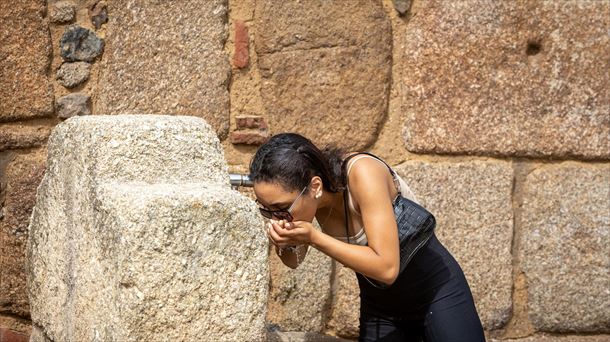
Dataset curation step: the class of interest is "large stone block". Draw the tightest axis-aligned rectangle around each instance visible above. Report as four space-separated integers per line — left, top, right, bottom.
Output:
519 163 610 332
255 0 391 150
0 0 53 122
0 123 54 152
402 0 610 159
325 264 360 339
97 0 230 138
267 223 333 333
0 150 46 317
394 160 514 329
27 115 268 341
43 115 229 185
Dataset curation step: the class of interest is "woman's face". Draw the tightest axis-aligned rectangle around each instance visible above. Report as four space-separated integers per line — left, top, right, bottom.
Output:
253 180 319 223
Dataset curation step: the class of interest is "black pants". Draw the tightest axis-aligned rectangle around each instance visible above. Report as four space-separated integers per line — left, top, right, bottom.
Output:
358 235 486 342
358 296 485 342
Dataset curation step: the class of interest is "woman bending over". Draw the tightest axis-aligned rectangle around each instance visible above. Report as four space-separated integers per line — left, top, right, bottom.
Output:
249 133 485 342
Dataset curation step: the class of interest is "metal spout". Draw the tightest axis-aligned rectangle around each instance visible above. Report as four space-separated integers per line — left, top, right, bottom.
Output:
229 173 253 188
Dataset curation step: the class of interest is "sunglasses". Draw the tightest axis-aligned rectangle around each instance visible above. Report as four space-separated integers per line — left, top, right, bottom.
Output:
258 186 308 222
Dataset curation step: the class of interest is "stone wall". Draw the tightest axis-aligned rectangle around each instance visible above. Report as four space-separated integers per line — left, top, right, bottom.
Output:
1 0 608 341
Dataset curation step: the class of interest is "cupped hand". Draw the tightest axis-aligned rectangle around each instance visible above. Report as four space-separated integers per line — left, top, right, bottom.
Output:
266 219 315 248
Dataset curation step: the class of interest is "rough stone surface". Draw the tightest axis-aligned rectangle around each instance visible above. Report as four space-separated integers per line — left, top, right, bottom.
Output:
234 20 249 68
0 123 54 152
267 223 333 333
56 93 91 118
326 264 360 338
0 150 46 317
56 62 91 88
236 116 267 130
519 163 610 332
230 130 269 145
255 0 392 150
490 335 610 342
97 0 230 139
392 0 411 16
267 331 354 342
394 160 514 330
59 25 104 62
0 0 53 122
27 115 268 341
402 1 610 159
0 314 32 336
0 327 29 342
49 1 76 24
89 0 108 30
29 326 51 342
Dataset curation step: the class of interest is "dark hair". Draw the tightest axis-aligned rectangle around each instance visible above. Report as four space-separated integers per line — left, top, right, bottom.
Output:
248 133 347 193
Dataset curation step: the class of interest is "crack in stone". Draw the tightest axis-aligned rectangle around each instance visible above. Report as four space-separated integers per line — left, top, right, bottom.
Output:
258 43 360 56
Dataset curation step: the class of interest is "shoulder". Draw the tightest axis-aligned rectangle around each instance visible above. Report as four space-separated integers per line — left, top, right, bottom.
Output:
345 154 395 216
345 154 391 189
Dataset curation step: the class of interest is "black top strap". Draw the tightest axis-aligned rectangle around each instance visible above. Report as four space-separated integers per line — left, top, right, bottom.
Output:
343 186 351 244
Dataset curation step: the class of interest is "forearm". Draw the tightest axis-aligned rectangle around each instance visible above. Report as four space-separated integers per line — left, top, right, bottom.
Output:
309 229 397 284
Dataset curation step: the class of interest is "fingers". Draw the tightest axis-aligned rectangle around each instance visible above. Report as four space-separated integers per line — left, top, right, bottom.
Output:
265 223 276 246
267 220 291 246
266 222 278 244
271 220 294 235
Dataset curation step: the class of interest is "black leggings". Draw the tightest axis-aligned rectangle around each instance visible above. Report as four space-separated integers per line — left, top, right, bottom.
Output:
358 295 485 342
358 235 486 342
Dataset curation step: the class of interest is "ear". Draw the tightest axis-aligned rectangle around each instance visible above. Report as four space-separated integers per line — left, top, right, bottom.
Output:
310 176 324 194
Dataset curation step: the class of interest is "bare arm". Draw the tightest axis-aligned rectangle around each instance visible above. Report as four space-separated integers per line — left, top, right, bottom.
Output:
276 158 400 285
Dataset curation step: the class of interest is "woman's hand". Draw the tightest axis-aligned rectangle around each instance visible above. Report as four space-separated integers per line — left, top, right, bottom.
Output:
267 219 315 248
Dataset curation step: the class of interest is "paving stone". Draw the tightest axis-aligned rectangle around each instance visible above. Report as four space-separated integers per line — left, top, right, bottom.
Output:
490 334 610 342
267 330 354 342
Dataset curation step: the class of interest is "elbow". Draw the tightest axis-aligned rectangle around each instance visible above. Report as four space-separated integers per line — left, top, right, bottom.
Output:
380 264 399 286
369 250 400 285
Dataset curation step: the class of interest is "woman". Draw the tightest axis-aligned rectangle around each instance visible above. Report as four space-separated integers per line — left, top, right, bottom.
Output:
249 133 485 342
